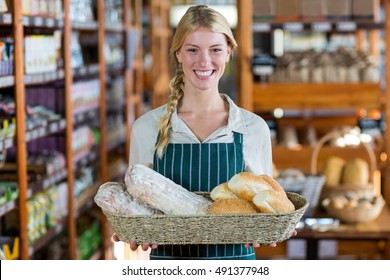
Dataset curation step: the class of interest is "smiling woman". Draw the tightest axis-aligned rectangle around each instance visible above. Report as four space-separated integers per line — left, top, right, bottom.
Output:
116 5 281 260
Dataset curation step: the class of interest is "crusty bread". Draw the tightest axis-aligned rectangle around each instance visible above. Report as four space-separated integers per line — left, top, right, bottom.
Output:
208 198 258 214
258 174 287 195
94 182 161 216
210 182 238 201
227 172 272 201
252 190 295 214
125 164 212 215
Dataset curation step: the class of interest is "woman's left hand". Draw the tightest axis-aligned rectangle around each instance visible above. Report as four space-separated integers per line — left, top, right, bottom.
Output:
244 230 297 248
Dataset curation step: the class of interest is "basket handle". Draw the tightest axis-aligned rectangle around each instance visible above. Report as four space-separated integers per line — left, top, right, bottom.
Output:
310 128 377 179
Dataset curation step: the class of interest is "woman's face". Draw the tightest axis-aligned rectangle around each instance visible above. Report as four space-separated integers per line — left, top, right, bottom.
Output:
176 27 231 92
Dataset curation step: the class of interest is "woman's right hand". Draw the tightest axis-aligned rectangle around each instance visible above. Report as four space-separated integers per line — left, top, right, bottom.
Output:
112 233 158 251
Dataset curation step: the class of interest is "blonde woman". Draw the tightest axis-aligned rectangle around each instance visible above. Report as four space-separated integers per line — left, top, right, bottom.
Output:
121 5 277 260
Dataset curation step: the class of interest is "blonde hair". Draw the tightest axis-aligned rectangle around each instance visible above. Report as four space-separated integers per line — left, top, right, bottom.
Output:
155 5 238 158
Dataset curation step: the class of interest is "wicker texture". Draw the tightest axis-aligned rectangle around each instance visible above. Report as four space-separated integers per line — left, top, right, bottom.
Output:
104 192 308 245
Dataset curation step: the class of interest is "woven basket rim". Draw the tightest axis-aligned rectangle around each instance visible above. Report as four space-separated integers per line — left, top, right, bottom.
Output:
103 192 309 218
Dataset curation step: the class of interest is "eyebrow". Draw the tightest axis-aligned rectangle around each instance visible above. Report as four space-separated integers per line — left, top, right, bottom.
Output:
183 43 226 48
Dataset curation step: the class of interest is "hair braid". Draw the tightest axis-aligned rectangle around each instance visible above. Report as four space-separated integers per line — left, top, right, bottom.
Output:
155 70 185 158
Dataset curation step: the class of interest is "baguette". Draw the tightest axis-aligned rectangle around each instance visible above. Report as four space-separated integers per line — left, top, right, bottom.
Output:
125 164 212 215
94 182 161 216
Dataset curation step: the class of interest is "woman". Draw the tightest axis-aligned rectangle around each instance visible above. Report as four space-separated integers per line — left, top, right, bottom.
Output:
122 5 275 260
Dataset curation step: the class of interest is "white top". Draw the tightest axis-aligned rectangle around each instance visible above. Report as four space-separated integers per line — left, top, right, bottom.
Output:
129 94 273 176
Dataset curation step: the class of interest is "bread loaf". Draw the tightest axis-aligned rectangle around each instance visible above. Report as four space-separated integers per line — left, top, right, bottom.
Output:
208 198 258 214
94 182 161 216
210 182 238 201
341 158 369 186
252 190 295 214
125 164 212 215
322 156 346 187
227 172 273 201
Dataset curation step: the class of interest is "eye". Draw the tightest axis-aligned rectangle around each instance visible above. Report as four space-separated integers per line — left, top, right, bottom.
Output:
211 48 223 53
186 48 198 53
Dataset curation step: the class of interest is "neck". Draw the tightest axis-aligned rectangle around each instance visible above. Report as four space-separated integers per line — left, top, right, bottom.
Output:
178 91 226 114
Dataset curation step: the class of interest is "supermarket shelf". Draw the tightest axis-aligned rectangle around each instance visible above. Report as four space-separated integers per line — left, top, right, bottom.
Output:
22 16 64 28
252 21 384 33
27 169 68 199
0 200 17 216
28 217 68 257
0 76 15 88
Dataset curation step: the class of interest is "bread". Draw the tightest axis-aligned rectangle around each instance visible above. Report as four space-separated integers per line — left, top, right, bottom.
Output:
227 172 273 201
341 158 369 186
258 174 287 195
94 182 161 216
322 156 346 187
252 190 295 214
210 182 238 201
125 164 212 215
208 198 258 214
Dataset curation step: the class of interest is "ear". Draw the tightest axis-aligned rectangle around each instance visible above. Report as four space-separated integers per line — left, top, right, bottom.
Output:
225 47 231 63
176 51 182 63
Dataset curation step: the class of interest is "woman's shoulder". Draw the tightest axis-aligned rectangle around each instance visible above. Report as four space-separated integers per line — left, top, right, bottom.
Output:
133 105 167 129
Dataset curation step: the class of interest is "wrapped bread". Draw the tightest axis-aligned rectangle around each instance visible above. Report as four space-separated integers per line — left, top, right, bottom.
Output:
208 198 258 214
94 182 161 216
125 164 212 215
210 182 238 201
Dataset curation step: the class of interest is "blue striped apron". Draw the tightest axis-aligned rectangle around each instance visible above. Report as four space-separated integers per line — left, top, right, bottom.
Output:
150 132 256 260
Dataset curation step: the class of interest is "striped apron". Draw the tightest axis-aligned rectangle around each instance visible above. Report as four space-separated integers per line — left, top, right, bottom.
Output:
150 132 256 260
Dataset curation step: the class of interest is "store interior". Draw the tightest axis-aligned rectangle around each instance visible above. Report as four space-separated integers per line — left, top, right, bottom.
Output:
1 0 390 260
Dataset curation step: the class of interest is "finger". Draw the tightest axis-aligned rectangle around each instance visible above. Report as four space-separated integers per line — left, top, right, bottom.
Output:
292 230 298 237
111 234 120 242
129 240 138 251
150 244 158 250
141 242 150 251
268 243 277 248
244 244 250 248
252 243 261 248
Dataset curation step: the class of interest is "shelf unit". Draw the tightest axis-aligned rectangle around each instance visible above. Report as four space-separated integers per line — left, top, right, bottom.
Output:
236 0 390 205
147 0 172 108
0 0 143 259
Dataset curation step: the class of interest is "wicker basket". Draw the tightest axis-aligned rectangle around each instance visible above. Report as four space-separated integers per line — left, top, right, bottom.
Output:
311 127 380 199
322 195 385 224
104 192 308 245
311 128 385 223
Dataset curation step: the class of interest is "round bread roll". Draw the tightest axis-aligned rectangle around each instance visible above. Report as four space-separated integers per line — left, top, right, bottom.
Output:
208 198 258 214
227 172 272 201
252 190 295 214
210 182 238 201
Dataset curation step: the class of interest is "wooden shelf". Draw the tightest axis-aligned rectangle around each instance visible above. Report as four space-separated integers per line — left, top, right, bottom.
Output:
254 83 383 111
273 146 382 174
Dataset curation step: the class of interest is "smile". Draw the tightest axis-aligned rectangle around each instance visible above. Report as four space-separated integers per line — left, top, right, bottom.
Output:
194 70 214 77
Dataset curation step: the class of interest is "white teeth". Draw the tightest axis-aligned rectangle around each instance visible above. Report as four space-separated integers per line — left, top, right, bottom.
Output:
195 70 213 77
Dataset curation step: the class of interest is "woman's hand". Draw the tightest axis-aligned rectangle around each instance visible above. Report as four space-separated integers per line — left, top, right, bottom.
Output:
245 230 297 248
111 234 158 251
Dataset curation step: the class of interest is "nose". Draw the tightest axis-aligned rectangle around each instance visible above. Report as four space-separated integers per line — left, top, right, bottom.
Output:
199 50 211 67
